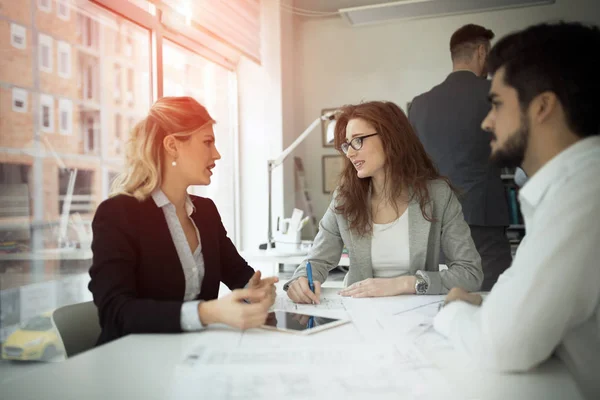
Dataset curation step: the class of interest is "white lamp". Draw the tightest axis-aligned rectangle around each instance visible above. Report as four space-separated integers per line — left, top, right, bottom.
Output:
263 111 337 250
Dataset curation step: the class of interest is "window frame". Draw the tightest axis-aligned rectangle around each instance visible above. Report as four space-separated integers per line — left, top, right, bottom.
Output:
10 23 26 49
59 98 73 135
92 0 241 242
38 0 52 13
113 63 121 101
40 94 55 133
38 33 53 73
57 0 70 20
57 41 71 78
12 88 28 113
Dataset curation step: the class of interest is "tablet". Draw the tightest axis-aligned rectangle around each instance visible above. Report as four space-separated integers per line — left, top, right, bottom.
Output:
260 311 350 335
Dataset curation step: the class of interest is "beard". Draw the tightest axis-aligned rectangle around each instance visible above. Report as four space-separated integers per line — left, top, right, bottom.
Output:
490 114 529 168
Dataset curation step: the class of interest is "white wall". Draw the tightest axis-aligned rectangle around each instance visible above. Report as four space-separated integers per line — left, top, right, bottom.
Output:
292 0 600 222
237 0 297 257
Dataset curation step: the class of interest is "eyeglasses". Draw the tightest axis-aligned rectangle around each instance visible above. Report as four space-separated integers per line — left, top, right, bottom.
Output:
340 133 378 154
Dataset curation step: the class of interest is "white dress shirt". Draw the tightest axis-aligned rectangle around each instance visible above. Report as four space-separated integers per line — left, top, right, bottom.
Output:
371 210 410 278
152 190 205 331
433 136 600 399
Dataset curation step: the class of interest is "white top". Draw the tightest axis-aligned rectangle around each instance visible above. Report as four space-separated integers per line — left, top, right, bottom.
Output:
371 210 410 278
433 136 600 399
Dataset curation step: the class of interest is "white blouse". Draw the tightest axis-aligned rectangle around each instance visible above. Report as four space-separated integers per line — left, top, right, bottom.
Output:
371 209 410 278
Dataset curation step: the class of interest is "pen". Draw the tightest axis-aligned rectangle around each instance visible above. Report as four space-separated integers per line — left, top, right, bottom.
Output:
306 261 315 293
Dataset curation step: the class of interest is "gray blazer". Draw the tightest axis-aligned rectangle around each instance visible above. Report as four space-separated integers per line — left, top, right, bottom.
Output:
285 179 483 294
408 71 509 227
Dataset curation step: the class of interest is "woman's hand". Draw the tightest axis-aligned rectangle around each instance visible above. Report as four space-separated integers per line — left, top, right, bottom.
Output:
286 277 321 304
338 276 417 298
198 288 274 330
246 270 278 302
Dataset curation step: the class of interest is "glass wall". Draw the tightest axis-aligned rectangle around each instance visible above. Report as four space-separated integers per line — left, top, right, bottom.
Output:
0 0 238 379
163 39 237 236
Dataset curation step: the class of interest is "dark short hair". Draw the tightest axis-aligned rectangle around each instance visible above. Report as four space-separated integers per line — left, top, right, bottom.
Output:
450 24 494 61
487 21 600 138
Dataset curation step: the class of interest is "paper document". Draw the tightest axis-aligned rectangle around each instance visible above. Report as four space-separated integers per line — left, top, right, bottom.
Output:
182 344 404 368
272 296 346 312
174 344 455 400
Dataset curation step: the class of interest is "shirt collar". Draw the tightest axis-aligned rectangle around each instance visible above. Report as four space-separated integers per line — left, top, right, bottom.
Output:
451 69 476 76
151 188 196 216
519 136 600 209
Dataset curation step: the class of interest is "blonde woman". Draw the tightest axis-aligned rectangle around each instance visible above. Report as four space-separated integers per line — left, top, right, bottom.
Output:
88 97 277 345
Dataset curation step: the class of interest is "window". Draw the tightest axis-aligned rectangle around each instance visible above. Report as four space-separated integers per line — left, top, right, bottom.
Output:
114 28 121 54
12 88 28 113
114 64 121 100
115 114 122 155
38 0 51 13
58 169 95 215
57 0 70 20
81 62 96 101
58 41 71 78
40 94 54 133
125 34 133 57
10 23 26 49
127 68 134 105
0 2 153 380
163 40 237 238
85 18 93 47
38 33 53 73
0 163 32 219
87 120 95 151
128 117 135 134
108 171 119 188
59 99 72 135
81 111 100 154
115 113 122 139
22 316 53 331
79 15 99 49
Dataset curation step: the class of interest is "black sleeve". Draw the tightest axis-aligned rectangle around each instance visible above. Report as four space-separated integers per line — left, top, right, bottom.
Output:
205 199 255 290
407 98 419 135
88 198 183 338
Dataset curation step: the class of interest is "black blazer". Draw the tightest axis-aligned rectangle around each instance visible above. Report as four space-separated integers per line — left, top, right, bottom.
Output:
408 71 509 227
88 194 255 346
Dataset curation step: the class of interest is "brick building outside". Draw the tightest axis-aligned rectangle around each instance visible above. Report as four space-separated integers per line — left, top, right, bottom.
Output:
0 0 151 256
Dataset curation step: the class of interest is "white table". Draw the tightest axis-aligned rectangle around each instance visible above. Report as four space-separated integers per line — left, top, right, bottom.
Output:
241 250 349 276
0 285 583 400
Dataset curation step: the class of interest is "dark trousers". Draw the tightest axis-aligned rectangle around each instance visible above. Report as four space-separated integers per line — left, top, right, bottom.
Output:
440 225 512 291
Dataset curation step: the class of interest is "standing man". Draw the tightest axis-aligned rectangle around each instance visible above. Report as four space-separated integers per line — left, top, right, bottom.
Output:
408 24 511 291
433 21 600 399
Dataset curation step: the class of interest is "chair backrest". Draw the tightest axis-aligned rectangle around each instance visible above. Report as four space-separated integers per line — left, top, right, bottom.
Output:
52 301 100 358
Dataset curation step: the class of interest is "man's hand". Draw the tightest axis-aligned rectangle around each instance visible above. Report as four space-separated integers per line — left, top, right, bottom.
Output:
198 288 273 330
443 287 483 307
286 277 321 304
338 276 415 298
247 271 278 302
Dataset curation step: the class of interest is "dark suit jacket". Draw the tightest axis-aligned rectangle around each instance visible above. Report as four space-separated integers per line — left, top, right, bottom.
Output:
408 71 509 226
88 194 255 346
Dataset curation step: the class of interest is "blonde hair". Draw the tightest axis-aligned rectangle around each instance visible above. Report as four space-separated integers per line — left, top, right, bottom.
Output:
110 96 215 201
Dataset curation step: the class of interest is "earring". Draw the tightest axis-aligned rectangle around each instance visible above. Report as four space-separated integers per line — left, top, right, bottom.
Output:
172 160 177 166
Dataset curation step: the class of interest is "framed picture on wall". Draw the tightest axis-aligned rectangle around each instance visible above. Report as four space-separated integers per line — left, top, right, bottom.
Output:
322 155 345 194
321 108 337 148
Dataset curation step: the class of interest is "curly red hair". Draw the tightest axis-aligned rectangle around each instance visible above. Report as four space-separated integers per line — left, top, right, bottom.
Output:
333 101 452 236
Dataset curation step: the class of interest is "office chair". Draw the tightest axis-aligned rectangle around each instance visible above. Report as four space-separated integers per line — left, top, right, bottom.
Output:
52 301 100 358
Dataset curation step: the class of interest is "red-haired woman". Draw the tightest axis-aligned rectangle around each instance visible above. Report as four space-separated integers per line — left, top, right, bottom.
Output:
285 101 482 303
